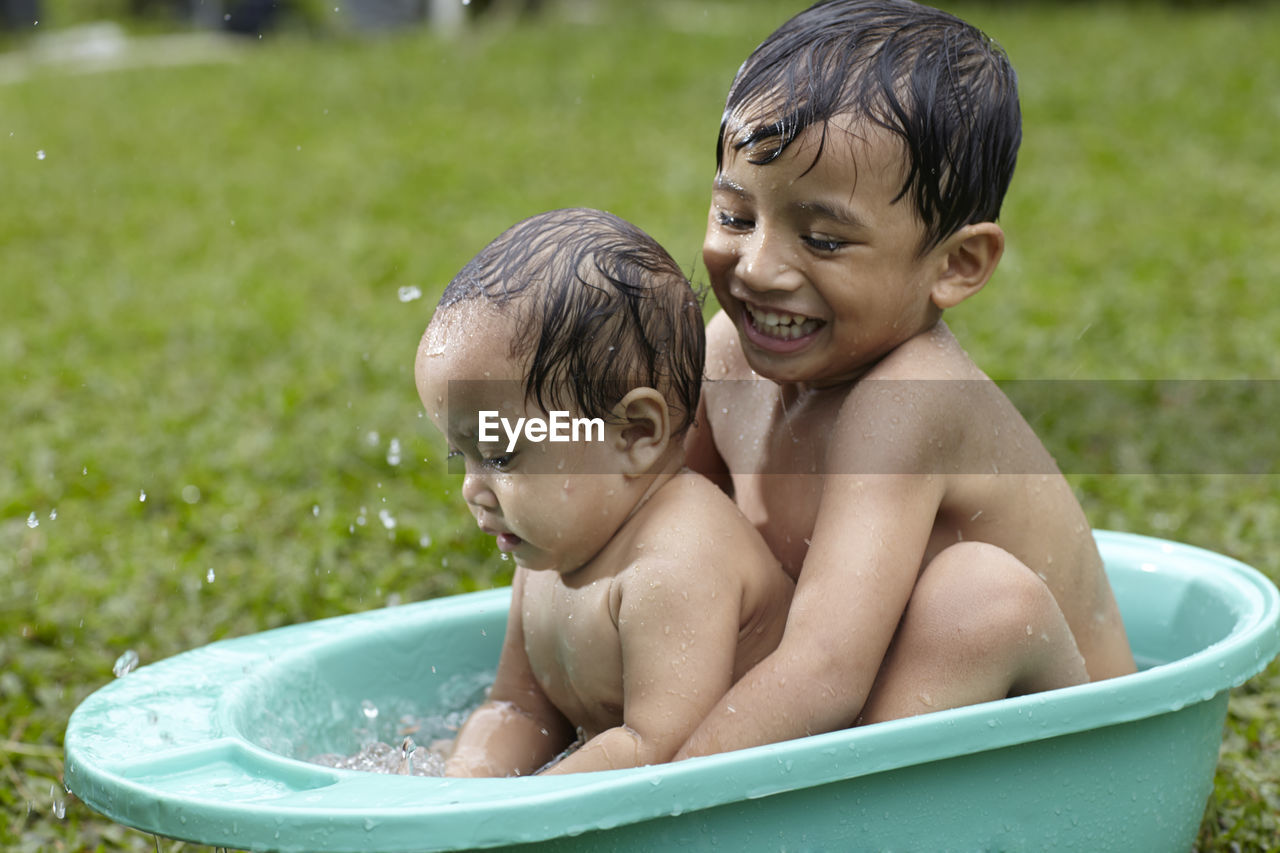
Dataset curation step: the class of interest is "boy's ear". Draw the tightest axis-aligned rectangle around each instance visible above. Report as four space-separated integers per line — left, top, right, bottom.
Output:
930 222 1004 310
611 388 671 477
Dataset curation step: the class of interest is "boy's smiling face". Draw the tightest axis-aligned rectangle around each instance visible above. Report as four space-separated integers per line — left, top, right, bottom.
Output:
415 304 637 576
703 116 953 387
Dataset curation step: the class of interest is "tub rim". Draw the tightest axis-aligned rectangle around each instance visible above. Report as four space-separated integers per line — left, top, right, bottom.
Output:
63 530 1280 850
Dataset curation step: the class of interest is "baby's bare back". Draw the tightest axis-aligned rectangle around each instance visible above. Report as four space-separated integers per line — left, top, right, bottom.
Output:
520 472 793 739
703 319 1132 681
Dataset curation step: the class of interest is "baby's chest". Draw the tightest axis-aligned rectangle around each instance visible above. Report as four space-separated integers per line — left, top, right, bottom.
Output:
520 576 624 729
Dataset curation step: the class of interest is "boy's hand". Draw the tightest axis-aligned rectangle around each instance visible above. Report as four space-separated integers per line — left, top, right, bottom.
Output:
678 384 944 756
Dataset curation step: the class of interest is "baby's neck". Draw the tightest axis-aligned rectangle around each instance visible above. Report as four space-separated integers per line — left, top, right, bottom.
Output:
619 449 685 528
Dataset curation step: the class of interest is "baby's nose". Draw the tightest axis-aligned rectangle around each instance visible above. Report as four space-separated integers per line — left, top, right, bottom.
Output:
461 470 498 509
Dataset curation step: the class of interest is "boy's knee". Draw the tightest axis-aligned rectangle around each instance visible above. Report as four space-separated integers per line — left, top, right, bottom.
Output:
913 543 1054 654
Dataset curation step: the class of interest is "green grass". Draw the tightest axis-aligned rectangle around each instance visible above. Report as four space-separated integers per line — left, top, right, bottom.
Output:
2 2 1277 850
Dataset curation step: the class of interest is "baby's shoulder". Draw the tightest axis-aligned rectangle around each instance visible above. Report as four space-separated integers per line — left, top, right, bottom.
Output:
643 470 751 532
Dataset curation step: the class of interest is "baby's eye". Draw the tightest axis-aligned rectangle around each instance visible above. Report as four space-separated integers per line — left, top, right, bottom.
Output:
484 452 516 471
715 209 754 231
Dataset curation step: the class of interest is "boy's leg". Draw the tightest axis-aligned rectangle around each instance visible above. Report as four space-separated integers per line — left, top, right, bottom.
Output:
858 542 1088 725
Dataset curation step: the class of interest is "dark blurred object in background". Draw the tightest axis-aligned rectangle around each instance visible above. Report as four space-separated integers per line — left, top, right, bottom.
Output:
0 0 41 32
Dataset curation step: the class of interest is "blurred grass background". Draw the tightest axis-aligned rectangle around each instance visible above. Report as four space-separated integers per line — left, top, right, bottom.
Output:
2 1 1277 850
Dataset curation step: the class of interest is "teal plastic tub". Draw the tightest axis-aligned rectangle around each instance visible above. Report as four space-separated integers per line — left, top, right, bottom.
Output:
65 531 1280 852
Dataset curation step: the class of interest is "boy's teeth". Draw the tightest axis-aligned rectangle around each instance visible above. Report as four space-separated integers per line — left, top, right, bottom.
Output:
747 305 819 339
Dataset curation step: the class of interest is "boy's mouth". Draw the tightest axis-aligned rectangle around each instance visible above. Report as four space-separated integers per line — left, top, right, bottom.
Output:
495 532 523 552
742 302 823 347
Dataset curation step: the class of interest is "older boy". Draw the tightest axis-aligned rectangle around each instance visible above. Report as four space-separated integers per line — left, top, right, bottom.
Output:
416 208 793 775
677 0 1134 758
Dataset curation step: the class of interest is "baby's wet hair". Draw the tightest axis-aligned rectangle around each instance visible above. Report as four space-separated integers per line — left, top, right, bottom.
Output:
720 0 1020 253
438 208 705 435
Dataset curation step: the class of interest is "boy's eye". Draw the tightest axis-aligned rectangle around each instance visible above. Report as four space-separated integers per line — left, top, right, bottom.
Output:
803 234 845 253
715 209 753 231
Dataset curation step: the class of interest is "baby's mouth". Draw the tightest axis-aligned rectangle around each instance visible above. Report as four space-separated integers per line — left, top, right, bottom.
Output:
743 303 823 340
495 532 523 552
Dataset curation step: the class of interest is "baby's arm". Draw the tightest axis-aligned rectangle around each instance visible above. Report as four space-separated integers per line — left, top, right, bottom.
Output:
446 570 574 776
677 388 943 757
541 556 740 774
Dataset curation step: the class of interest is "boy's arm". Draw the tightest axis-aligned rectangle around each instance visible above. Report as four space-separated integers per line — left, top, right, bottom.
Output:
541 554 741 774
683 386 732 495
683 310 735 495
446 570 574 776
676 388 944 757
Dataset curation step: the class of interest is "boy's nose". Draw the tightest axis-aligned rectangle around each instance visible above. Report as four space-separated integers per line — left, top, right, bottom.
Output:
737 231 801 293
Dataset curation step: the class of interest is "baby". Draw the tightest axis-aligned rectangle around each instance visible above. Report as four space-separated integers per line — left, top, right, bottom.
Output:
415 208 793 776
677 0 1136 758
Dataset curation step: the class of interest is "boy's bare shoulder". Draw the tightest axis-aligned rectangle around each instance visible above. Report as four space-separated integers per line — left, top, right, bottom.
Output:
705 311 756 381
830 325 995 468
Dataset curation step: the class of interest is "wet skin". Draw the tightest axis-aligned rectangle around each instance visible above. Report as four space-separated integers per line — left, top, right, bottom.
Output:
678 119 1135 757
417 304 793 775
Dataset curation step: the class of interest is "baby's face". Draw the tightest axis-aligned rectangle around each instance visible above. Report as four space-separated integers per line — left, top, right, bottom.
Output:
416 306 635 575
703 116 948 387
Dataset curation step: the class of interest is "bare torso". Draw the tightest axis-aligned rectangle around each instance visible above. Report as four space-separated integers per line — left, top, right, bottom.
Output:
699 314 1133 681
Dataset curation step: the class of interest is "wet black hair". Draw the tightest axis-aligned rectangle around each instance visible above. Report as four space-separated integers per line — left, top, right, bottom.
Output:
438 208 705 435
719 0 1021 253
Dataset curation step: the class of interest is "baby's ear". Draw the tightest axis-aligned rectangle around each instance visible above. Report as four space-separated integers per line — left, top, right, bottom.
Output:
930 222 1004 310
612 388 671 477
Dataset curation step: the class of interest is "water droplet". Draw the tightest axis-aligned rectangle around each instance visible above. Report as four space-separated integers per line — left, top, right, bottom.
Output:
378 509 396 530
499 552 510 561
397 286 422 303
113 649 140 678
386 438 402 466
206 568 216 583
36 149 46 160
182 485 201 504
139 489 147 502
26 512 38 529
361 699 379 720
312 504 320 517
419 534 431 548
49 508 57 520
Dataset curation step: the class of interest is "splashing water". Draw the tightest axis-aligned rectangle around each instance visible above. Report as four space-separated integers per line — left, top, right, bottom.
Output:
312 737 448 776
50 784 65 819
113 650 140 678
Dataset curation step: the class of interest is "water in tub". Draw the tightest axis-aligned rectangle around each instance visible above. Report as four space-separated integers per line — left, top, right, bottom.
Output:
307 686 588 777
